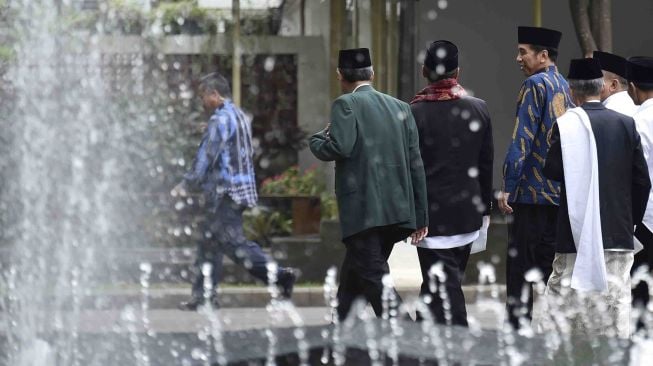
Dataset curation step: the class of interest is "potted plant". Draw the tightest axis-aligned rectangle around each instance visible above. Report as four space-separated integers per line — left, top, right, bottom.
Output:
154 0 221 35
242 207 292 247
260 165 325 235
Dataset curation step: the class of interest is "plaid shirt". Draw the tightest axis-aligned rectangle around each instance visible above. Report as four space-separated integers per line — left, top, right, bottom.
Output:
184 100 258 209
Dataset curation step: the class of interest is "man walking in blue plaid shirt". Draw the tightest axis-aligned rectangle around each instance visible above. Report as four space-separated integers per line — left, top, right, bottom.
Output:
174 72 296 310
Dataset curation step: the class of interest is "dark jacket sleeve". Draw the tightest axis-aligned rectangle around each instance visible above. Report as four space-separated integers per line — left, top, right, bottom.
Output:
543 123 563 182
309 98 357 162
631 124 651 225
478 105 494 215
406 104 429 229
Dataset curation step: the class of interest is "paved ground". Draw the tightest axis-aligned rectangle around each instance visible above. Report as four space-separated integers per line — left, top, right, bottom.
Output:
1 240 507 335
1 300 504 334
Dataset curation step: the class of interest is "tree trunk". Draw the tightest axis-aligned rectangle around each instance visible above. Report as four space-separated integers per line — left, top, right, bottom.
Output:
570 0 597 57
299 0 305 35
590 0 612 51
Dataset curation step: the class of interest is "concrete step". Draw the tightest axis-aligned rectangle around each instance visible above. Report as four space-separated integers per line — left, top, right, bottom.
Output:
79 284 507 310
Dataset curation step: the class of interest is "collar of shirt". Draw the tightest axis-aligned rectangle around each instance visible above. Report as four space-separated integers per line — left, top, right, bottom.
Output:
535 65 558 75
586 99 601 103
641 98 653 110
603 91 629 104
352 83 371 93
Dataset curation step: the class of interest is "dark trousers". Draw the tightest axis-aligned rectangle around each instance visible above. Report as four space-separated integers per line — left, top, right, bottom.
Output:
506 203 557 330
192 198 272 299
633 224 653 318
336 225 410 321
416 244 472 326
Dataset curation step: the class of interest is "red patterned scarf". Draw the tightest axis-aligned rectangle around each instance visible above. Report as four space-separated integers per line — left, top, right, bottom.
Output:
410 78 467 104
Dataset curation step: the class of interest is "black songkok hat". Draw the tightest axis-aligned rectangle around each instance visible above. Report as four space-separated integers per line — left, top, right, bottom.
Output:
567 58 603 80
517 26 562 49
338 48 372 69
627 56 653 83
424 40 459 73
593 51 627 78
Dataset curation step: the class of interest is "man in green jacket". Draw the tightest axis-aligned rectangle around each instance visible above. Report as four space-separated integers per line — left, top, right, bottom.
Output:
309 48 429 321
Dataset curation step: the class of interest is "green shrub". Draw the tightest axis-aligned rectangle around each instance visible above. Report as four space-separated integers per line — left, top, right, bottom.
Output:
243 206 291 246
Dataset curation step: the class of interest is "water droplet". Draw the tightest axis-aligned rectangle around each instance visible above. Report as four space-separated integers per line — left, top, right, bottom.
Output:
524 268 543 283
191 348 205 360
438 0 449 10
469 120 481 132
468 167 479 178
259 158 270 169
427 10 437 20
201 263 213 277
436 47 447 58
417 50 427 63
264 56 276 72
139 262 152 273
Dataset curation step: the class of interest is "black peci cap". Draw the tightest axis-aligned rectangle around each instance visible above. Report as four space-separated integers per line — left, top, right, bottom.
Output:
518 26 562 49
424 40 459 73
567 58 603 80
593 51 628 78
338 48 372 69
627 56 653 83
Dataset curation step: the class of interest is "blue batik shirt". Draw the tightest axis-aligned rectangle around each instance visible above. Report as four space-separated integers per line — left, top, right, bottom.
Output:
184 100 258 210
502 65 574 205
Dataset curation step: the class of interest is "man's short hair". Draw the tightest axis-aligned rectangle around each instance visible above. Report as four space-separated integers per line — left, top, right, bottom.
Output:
338 66 374 83
569 77 604 98
634 81 653 92
199 72 232 98
605 72 628 90
424 66 457 83
529 44 558 62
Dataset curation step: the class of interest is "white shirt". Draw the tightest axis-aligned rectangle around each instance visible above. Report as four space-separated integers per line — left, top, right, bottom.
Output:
352 83 372 93
603 91 638 117
634 98 653 232
416 230 480 250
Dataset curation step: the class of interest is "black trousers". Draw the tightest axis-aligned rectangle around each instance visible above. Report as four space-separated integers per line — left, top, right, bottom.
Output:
416 244 472 326
633 224 653 314
336 225 411 321
506 203 557 330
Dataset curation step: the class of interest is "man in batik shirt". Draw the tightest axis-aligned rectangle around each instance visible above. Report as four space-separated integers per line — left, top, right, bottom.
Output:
497 26 573 330
174 72 296 310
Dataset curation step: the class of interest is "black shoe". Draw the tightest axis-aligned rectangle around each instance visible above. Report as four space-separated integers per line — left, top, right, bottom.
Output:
277 268 298 299
178 297 203 311
178 296 220 311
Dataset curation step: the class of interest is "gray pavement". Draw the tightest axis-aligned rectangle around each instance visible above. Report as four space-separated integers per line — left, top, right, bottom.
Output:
0 301 505 334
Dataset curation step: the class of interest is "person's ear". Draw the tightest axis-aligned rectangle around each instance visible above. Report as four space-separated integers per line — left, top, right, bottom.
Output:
539 49 548 64
611 78 620 93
